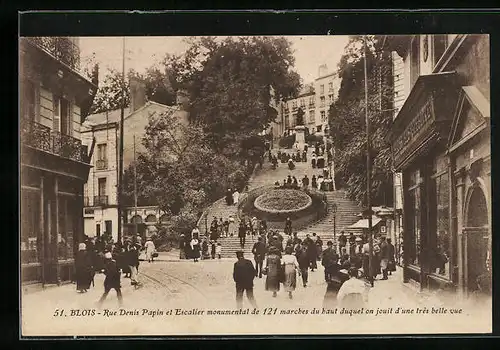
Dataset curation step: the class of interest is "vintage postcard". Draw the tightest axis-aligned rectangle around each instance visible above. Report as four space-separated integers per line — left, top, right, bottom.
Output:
20 32 491 336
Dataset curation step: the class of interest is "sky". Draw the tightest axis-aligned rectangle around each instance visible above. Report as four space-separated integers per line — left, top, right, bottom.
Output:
79 35 350 85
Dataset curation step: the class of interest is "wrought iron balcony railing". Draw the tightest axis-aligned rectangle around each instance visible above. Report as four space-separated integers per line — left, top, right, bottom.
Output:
94 195 109 206
95 159 108 170
26 37 81 72
21 119 88 163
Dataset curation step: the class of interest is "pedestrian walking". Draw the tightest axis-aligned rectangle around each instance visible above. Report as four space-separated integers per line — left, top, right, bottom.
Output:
264 246 281 297
75 243 93 293
379 236 390 280
387 238 396 276
202 238 210 260
144 237 156 263
210 217 219 241
232 189 240 205
302 174 309 189
284 217 292 236
296 241 309 287
238 221 247 247
226 188 233 206
233 251 258 309
322 241 339 282
124 241 141 287
281 246 300 299
97 252 123 307
252 236 266 278
216 242 222 259
211 240 216 259
304 234 317 271
190 236 200 262
338 231 347 252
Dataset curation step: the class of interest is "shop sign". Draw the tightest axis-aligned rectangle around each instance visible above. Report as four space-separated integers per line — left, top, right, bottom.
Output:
393 97 435 165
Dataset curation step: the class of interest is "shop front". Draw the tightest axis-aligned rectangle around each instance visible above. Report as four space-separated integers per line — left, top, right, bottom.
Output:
388 72 460 293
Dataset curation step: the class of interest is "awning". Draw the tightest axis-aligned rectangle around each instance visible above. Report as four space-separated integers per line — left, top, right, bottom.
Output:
348 217 382 229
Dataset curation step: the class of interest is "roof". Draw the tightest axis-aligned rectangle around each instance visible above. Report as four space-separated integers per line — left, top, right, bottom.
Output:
85 101 178 127
349 217 382 229
315 71 337 80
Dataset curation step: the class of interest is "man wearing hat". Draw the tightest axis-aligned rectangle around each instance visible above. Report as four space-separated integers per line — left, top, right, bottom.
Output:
233 250 258 309
321 241 339 282
252 236 266 278
97 252 123 307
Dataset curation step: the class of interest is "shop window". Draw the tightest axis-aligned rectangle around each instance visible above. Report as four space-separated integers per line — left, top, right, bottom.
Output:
408 169 421 266
431 173 450 277
21 190 41 264
96 223 101 237
58 196 75 260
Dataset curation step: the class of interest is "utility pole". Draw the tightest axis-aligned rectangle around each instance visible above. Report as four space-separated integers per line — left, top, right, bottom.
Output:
364 35 374 287
117 36 125 244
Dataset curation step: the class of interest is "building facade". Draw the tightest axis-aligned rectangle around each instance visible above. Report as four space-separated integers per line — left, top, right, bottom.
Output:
81 121 119 242
20 37 97 285
386 34 491 298
82 80 189 242
281 84 316 135
314 64 340 135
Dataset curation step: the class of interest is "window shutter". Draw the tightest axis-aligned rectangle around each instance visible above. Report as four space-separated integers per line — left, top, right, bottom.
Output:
53 96 60 132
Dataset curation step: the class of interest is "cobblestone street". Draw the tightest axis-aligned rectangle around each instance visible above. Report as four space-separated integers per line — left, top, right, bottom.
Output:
22 251 491 336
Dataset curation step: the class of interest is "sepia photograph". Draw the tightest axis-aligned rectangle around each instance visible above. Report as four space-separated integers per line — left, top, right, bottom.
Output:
19 30 491 336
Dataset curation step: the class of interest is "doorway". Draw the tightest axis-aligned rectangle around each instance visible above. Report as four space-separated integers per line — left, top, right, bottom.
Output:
463 186 490 295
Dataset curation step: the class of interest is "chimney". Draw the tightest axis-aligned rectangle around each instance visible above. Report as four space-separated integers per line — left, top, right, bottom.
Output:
129 76 147 113
318 64 328 78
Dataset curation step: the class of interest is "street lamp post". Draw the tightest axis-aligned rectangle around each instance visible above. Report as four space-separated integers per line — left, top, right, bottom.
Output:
332 202 338 252
363 35 374 287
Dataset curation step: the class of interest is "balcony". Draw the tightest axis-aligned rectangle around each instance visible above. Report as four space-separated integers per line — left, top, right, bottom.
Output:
96 159 108 170
94 195 109 207
26 37 80 72
21 119 88 163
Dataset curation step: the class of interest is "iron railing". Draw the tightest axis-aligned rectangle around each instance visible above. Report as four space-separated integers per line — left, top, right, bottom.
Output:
96 159 108 170
94 195 109 206
21 119 88 162
26 37 81 72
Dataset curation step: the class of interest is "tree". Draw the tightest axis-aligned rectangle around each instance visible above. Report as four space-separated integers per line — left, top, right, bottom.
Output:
185 36 302 158
328 35 394 206
296 107 305 126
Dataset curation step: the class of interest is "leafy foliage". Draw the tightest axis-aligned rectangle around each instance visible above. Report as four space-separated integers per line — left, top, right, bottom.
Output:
328 35 394 206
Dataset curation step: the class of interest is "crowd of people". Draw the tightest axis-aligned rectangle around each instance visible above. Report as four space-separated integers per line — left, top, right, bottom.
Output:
73 234 158 306
232 216 399 309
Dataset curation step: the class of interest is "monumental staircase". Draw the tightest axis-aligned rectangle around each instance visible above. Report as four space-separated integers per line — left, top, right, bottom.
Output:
197 149 364 257
296 189 363 247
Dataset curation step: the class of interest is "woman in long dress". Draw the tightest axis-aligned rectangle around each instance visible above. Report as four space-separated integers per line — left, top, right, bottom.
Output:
144 237 156 263
190 237 200 262
232 190 240 205
75 243 93 293
281 246 300 299
265 247 281 297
